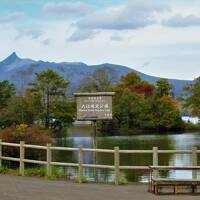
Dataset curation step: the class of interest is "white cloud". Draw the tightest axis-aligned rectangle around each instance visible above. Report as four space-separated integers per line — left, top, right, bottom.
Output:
15 28 43 40
44 2 92 17
2 1 200 80
110 33 124 41
1 21 200 80
75 0 170 31
42 38 51 46
162 14 200 27
67 0 170 42
0 12 25 23
67 29 97 42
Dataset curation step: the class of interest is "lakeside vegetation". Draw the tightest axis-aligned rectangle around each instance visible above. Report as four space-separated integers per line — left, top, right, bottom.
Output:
0 166 66 180
77 68 200 133
0 67 199 142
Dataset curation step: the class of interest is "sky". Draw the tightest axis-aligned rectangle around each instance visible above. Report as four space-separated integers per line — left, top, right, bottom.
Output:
1 0 200 80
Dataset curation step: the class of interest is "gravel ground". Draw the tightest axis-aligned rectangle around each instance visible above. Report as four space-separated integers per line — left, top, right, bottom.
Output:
0 175 200 200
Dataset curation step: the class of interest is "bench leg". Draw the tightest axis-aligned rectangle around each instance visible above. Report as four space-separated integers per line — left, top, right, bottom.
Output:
174 184 179 194
154 184 158 194
192 184 196 194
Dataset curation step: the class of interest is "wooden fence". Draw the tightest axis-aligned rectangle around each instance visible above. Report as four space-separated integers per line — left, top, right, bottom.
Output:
0 139 199 185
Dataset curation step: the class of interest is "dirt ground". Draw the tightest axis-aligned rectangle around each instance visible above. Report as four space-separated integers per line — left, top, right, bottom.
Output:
0 175 200 200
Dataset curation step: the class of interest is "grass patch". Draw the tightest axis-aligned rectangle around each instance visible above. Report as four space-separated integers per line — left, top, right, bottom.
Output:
25 167 46 177
0 166 66 180
74 176 90 183
0 166 19 176
46 167 66 180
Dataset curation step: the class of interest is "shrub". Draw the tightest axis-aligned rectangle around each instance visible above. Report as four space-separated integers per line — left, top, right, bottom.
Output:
0 124 52 164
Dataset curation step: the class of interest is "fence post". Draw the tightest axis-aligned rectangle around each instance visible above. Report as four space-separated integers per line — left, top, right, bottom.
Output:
0 139 2 168
153 147 158 178
46 143 52 177
114 146 120 185
192 146 197 179
78 145 83 183
20 141 25 176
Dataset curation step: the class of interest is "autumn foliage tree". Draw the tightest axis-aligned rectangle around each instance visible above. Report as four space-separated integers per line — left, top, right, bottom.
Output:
0 124 52 162
129 82 154 97
0 69 184 134
111 72 154 129
152 96 182 129
114 89 152 129
101 72 182 132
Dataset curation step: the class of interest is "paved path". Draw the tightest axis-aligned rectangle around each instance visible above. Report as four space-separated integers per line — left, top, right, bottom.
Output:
0 175 200 200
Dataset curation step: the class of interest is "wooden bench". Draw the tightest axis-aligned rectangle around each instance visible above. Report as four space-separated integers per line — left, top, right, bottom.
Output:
151 178 200 194
149 166 200 195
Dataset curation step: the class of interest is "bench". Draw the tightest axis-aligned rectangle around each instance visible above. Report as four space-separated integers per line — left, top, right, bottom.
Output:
151 178 200 194
149 166 200 195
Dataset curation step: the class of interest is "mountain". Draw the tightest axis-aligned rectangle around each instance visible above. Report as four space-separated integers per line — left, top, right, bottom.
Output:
0 52 193 96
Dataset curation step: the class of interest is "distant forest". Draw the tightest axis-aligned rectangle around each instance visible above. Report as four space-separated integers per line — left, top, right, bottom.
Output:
0 68 199 141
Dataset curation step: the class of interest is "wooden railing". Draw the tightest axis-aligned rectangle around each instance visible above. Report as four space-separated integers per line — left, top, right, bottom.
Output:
0 139 199 185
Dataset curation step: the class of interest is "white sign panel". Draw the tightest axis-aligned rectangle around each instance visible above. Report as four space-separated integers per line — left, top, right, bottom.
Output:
74 93 115 120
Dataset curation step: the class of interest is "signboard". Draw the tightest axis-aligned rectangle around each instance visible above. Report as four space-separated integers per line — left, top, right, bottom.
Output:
74 92 115 120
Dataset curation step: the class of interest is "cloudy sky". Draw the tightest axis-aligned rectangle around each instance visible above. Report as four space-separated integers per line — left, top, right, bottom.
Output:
1 0 200 80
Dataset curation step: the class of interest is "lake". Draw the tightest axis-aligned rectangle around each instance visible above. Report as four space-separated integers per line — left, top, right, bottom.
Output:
54 126 200 183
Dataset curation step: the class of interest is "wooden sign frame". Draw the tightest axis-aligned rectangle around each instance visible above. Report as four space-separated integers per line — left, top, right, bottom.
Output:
74 92 115 121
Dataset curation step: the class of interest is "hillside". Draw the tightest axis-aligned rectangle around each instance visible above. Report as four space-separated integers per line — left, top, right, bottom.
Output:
0 52 192 96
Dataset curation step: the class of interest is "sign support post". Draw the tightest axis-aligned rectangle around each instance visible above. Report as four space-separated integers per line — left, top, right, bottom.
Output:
74 92 115 183
92 120 98 182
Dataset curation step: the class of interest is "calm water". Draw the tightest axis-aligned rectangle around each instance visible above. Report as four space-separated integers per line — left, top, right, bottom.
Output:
54 126 200 183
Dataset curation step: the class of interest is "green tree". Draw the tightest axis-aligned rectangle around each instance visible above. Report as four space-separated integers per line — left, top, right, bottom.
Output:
155 79 171 97
0 90 42 127
0 80 16 109
28 69 74 130
152 96 182 129
114 89 151 129
0 81 16 128
0 95 34 127
184 77 200 117
78 67 117 92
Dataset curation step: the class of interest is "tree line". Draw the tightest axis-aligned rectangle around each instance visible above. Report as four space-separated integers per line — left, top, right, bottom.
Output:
0 67 199 137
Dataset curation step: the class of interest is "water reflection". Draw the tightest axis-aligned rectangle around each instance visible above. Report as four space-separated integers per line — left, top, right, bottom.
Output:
54 126 200 182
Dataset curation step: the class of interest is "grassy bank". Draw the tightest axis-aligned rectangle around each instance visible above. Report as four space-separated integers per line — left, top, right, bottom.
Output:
0 166 129 185
0 166 66 180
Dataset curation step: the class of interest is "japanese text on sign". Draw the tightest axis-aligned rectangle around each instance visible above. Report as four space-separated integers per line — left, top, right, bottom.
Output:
75 95 113 120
